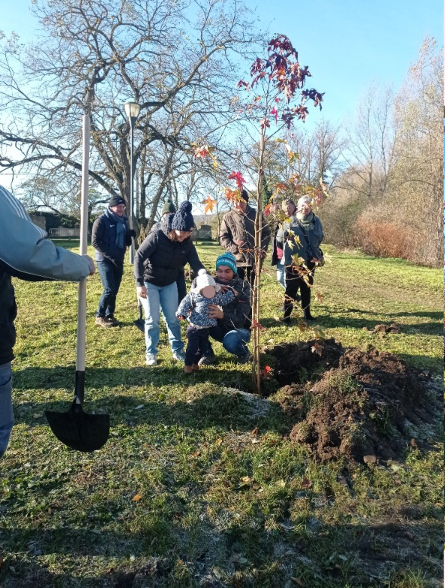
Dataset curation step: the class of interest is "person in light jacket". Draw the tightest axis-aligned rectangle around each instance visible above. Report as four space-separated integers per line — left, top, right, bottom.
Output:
0 184 95 459
283 195 324 322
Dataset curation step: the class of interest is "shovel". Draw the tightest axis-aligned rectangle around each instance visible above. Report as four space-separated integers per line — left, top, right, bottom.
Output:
133 295 145 332
46 113 110 452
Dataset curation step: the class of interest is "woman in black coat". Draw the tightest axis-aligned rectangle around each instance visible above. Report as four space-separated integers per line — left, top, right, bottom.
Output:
134 202 205 366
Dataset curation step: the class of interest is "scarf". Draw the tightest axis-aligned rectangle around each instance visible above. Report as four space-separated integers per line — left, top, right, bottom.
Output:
106 208 127 249
297 210 315 233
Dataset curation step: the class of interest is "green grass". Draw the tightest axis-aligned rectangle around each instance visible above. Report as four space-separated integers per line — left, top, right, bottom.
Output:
0 241 443 587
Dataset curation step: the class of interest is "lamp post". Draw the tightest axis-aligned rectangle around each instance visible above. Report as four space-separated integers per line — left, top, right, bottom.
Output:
124 99 140 263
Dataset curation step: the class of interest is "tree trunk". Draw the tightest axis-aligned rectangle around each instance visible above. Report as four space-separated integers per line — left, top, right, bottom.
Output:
252 130 266 394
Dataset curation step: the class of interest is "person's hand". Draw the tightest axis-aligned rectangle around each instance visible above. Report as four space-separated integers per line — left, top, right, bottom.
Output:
129 229 137 239
137 285 147 299
207 304 223 320
236 240 244 246
260 250 267 259
177 315 185 320
83 255 96 275
219 284 229 292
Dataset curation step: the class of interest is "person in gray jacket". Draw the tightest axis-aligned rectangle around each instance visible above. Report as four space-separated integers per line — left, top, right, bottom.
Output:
0 184 95 459
219 189 271 288
283 195 324 322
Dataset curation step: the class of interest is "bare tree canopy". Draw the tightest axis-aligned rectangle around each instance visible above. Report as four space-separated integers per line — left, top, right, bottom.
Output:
0 0 261 221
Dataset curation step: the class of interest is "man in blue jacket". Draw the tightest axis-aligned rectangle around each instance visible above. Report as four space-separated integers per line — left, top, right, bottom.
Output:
92 196 135 327
0 184 95 458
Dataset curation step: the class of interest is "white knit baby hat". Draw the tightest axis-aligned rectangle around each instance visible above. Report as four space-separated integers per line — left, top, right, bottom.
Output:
192 269 220 294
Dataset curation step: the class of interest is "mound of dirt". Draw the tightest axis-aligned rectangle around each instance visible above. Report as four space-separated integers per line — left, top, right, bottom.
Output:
270 340 439 463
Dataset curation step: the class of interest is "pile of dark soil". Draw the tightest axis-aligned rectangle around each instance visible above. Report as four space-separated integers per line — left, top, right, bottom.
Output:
270 339 440 463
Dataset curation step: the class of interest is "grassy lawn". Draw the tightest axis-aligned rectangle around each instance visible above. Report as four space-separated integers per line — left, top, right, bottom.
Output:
0 241 443 588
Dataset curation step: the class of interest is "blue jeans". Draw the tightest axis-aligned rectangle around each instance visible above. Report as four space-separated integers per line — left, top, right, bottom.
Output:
140 281 184 356
207 326 250 357
276 260 286 289
0 362 13 459
96 259 124 318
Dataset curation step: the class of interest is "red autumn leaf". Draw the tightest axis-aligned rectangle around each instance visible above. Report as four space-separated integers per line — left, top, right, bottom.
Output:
270 107 278 123
251 320 264 330
227 171 246 190
194 145 209 158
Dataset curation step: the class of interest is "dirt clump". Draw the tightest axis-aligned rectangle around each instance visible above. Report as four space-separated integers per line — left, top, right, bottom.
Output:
270 339 439 463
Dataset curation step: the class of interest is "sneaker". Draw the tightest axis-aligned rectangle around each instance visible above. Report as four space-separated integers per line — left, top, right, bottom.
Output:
237 352 252 364
198 353 216 366
106 315 119 327
145 354 157 366
95 316 113 328
172 350 186 362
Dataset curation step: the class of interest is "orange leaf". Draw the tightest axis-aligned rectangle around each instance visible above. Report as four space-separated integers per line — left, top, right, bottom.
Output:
132 493 142 501
202 195 217 214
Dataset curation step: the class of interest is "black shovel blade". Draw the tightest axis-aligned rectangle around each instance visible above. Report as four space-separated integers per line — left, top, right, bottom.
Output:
133 318 145 332
46 401 110 452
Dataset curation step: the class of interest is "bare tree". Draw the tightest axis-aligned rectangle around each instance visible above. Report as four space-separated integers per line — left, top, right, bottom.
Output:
0 0 261 220
389 37 443 266
338 84 395 201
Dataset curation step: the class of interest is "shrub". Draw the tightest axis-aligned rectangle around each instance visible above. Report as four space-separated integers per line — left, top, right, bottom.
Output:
353 215 417 260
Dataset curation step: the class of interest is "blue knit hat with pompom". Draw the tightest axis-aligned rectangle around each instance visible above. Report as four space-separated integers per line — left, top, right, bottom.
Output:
171 201 195 231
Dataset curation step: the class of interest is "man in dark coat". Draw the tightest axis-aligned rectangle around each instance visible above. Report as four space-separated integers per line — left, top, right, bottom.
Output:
92 196 135 327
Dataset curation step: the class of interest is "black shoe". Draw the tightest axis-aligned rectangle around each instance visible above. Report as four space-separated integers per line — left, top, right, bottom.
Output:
106 315 119 327
198 353 216 366
303 313 315 321
237 352 252 364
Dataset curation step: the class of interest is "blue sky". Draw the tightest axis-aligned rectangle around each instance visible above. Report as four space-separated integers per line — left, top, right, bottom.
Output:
0 0 442 200
1 0 442 128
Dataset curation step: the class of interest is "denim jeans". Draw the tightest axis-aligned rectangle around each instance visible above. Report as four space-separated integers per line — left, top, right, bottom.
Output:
96 259 124 318
0 362 13 458
140 281 184 356
276 259 286 289
207 326 250 357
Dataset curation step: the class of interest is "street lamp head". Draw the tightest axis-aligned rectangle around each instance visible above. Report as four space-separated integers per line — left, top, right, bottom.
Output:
124 100 140 120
